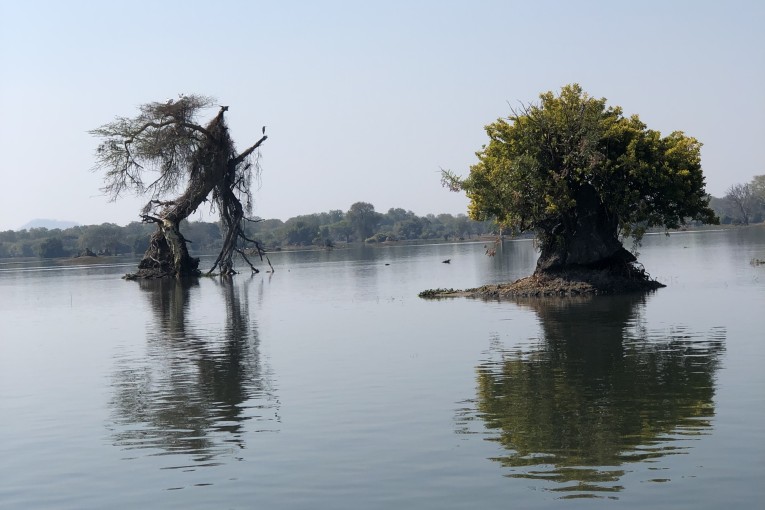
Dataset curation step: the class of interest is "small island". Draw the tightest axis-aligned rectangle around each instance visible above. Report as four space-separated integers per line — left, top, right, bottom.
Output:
429 85 718 299
420 265 663 300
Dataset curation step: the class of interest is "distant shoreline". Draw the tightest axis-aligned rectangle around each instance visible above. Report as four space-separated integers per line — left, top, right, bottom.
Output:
55 255 112 266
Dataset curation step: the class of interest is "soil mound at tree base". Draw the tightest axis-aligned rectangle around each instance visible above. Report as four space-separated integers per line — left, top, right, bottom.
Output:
419 265 665 299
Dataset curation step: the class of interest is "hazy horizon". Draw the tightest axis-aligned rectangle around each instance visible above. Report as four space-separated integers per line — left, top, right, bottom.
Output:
2 1 763 231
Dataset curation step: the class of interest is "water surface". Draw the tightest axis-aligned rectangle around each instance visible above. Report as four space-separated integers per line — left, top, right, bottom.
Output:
1 229 763 508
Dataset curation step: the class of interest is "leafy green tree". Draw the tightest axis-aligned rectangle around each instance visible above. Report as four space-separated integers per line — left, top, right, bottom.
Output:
316 225 333 246
325 209 345 224
384 207 412 225
28 227 51 240
247 218 284 249
346 202 380 241
749 175 765 223
284 220 319 246
180 220 223 252
395 217 424 239
420 214 446 239
79 222 124 254
38 237 69 258
443 84 717 273
329 220 353 243
253 218 285 232
132 236 149 255
12 241 34 257
752 175 765 201
0 230 18 243
454 214 472 238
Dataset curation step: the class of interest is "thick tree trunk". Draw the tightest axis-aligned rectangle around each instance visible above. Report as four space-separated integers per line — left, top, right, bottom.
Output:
120 106 268 280
126 109 234 279
128 220 200 279
536 184 635 273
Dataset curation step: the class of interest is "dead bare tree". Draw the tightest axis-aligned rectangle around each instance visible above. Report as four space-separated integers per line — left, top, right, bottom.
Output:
725 183 755 225
91 95 268 278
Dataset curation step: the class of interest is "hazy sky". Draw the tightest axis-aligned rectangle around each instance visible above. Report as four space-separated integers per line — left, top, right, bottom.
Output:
1 0 763 231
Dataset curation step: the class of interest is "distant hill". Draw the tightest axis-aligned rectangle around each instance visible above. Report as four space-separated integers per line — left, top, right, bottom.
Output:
20 219 81 230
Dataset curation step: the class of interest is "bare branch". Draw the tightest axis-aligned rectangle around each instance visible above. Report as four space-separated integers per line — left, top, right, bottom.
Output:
235 248 260 273
231 135 268 167
92 95 269 278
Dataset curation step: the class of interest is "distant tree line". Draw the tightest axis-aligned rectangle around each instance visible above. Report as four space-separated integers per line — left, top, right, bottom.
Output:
257 202 499 249
0 222 156 259
0 202 499 259
4 182 762 260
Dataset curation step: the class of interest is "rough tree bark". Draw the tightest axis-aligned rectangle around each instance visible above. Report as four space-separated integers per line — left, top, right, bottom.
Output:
535 184 636 273
91 97 269 279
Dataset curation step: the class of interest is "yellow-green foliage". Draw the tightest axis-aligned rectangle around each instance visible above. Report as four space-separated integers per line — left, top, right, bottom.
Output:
444 84 718 248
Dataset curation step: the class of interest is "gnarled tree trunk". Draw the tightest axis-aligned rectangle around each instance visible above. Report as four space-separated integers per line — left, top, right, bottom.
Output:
132 219 200 279
124 106 266 279
92 96 268 280
536 184 636 273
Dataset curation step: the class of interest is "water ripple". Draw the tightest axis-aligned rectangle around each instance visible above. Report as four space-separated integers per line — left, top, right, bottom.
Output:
106 278 279 484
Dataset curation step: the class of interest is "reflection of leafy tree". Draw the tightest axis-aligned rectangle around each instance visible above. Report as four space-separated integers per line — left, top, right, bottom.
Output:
469 295 724 496
109 278 277 466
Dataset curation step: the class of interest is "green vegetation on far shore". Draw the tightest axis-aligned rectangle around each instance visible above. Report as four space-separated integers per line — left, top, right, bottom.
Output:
0 203 499 259
2 196 763 261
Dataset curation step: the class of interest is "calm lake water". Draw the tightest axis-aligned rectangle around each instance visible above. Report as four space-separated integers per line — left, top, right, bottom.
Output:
1 228 764 509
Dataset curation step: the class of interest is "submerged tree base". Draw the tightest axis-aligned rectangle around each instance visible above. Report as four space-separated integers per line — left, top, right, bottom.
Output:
92 97 269 281
123 226 201 280
419 263 664 299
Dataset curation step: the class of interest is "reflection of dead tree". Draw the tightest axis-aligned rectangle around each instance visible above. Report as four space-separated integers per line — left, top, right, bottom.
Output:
109 278 278 463
91 95 268 278
484 237 500 257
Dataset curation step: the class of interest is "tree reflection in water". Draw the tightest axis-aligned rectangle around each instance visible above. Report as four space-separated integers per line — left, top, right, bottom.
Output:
108 277 278 470
458 294 725 498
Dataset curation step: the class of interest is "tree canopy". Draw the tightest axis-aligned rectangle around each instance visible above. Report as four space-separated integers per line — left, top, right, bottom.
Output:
443 84 718 272
91 95 267 278
346 202 381 241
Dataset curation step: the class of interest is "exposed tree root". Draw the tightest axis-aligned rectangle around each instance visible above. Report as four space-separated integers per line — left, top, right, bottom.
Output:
92 97 268 280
